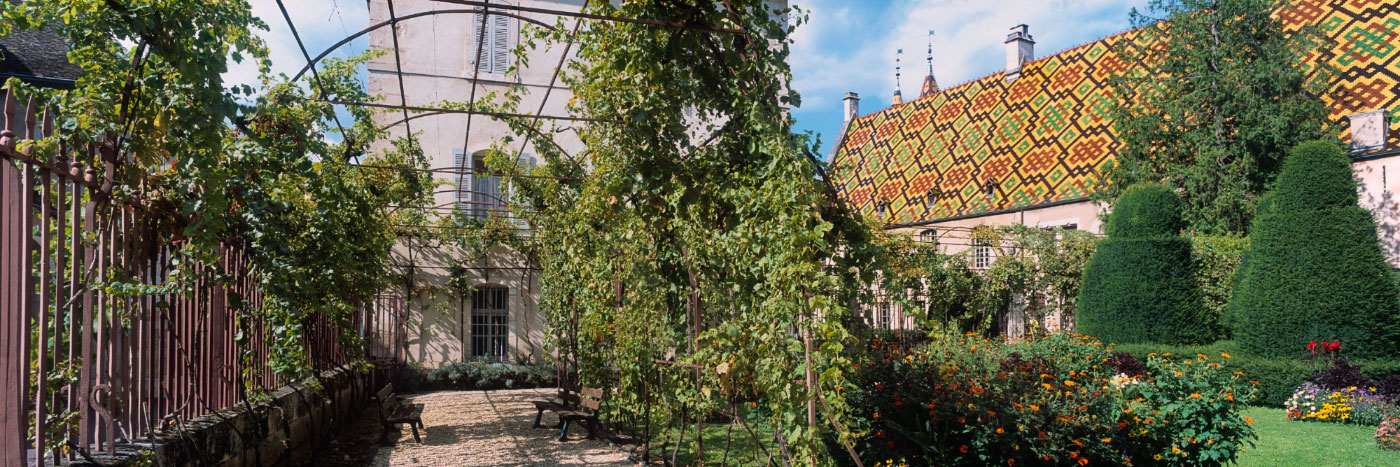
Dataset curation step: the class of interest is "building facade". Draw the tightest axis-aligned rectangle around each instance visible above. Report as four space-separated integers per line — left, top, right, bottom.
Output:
829 0 1400 331
366 0 788 366
367 0 589 366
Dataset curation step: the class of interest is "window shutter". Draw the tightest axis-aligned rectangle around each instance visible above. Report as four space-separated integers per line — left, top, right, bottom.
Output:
454 149 470 213
472 12 492 73
490 14 509 73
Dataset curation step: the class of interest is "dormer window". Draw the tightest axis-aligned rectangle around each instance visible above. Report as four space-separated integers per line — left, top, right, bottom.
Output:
983 179 998 200
925 189 940 208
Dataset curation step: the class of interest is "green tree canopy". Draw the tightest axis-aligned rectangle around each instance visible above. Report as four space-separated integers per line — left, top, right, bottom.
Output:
1103 0 1335 235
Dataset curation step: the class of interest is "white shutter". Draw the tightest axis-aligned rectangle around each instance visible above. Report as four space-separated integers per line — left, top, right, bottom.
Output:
490 13 510 73
454 149 470 213
471 8 510 74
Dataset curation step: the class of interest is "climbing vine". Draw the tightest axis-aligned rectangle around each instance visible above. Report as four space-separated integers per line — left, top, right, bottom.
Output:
1 0 436 385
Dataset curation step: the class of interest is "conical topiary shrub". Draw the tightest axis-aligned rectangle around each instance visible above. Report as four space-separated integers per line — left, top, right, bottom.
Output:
1230 140 1400 359
1078 183 1207 345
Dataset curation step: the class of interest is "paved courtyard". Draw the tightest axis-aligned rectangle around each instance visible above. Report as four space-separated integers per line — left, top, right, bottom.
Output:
364 387 637 466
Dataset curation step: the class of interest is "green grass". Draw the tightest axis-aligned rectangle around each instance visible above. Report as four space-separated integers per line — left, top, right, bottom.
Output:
642 419 777 466
1237 406 1400 466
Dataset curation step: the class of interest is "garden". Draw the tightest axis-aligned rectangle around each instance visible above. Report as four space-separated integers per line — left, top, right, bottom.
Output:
2 0 1399 465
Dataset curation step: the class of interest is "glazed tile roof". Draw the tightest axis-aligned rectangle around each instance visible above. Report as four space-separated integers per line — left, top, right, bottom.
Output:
830 0 1400 225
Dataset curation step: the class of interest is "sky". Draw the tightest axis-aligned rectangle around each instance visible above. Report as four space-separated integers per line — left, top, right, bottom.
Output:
230 0 1152 152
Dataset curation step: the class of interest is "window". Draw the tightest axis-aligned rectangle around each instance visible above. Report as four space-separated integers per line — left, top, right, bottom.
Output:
472 154 503 219
919 228 938 245
472 6 510 74
973 240 992 269
875 300 892 329
471 287 509 361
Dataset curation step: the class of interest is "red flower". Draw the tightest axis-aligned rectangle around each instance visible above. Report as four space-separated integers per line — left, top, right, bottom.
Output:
1329 341 1341 351
1307 342 1318 352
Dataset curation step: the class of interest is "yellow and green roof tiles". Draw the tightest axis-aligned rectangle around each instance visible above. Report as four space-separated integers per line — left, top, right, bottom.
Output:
832 0 1400 225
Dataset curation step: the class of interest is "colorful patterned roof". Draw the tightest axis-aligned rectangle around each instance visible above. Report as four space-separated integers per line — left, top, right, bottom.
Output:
831 0 1400 225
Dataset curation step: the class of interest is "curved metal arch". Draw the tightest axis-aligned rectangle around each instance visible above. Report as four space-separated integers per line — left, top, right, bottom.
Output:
292 8 560 83
373 109 583 169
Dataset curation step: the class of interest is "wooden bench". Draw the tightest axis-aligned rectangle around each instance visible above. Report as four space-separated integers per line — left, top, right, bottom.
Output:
531 386 603 441
372 383 425 444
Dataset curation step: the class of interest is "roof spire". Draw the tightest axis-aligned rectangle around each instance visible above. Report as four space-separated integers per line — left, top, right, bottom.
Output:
921 29 939 98
927 29 934 75
893 48 904 105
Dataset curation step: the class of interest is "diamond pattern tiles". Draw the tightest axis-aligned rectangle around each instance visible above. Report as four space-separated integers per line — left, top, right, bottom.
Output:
832 0 1400 226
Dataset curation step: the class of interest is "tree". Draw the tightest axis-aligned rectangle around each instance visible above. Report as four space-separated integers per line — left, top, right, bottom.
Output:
1078 183 1208 345
482 2 876 462
1103 0 1335 235
1229 141 1400 359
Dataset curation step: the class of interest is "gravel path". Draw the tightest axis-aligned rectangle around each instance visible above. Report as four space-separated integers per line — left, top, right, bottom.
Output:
368 388 638 466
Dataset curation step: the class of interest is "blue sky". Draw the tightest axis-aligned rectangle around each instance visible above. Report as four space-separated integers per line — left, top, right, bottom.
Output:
231 0 1151 153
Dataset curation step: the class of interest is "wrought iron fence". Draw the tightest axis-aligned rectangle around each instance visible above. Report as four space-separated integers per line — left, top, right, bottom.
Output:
0 91 398 466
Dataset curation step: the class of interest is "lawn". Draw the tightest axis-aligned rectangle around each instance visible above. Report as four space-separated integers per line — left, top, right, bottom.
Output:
1237 406 1400 466
642 418 778 466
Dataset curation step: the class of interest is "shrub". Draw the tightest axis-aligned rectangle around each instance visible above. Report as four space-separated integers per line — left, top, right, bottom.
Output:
1079 183 1207 345
1191 235 1247 339
1315 359 1374 392
1379 417 1400 451
1115 341 1400 407
1379 374 1400 402
403 361 558 391
1230 140 1400 359
841 333 1256 466
1108 352 1147 378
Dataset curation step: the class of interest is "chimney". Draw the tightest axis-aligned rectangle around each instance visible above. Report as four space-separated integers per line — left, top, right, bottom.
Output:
1005 24 1035 82
1348 109 1388 152
843 92 860 123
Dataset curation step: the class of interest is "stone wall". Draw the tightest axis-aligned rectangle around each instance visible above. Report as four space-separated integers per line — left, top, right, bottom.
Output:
78 365 370 466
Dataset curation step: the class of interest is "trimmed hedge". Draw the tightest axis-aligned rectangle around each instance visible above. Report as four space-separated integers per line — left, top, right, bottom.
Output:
400 361 557 392
1079 184 1208 345
1191 235 1248 340
1229 141 1400 359
1114 341 1400 407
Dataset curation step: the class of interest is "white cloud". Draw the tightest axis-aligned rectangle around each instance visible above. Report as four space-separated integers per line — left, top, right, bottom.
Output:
223 0 370 93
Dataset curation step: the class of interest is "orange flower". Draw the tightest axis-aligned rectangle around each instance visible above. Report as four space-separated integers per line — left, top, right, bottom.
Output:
1070 452 1079 458
1064 380 1077 387
960 445 969 453
997 427 1005 434
1221 352 1232 359
1245 416 1254 424
1078 458 1089 466
1029 404 1040 412
1042 383 1054 390
1190 393 1203 398
1102 438 1112 443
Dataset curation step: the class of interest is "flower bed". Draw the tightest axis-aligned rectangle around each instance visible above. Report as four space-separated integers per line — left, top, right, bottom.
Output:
1379 417 1400 451
842 333 1258 466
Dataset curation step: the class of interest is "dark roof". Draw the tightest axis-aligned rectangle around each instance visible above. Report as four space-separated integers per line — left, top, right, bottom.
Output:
0 24 81 87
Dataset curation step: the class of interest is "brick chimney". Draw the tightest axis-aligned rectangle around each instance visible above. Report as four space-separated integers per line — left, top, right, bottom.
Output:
843 92 860 123
1005 24 1035 82
1348 109 1388 153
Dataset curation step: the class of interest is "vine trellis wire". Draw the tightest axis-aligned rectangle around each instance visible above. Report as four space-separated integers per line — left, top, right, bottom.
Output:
1 1 858 465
